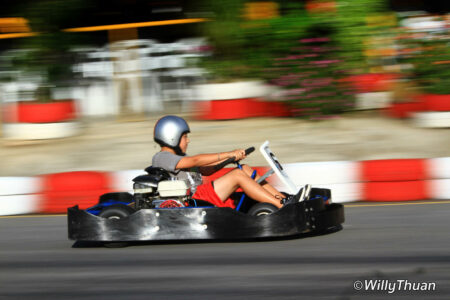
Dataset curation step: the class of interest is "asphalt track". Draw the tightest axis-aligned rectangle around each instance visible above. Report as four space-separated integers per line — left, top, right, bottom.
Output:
1 201 449 300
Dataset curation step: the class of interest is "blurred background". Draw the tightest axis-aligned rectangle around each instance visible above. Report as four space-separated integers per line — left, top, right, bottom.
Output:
0 0 448 121
0 0 449 170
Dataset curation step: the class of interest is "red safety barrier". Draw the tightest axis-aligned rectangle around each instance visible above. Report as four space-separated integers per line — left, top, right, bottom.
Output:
41 171 110 192
341 73 397 93
39 171 113 213
362 181 430 202
261 101 292 117
421 94 450 112
39 189 113 213
384 101 426 119
360 159 428 182
15 100 76 123
194 98 256 120
194 99 291 120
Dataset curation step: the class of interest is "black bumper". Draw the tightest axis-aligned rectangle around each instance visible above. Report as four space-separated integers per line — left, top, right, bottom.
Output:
68 198 344 242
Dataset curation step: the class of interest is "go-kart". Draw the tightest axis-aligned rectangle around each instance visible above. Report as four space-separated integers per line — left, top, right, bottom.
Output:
68 141 344 246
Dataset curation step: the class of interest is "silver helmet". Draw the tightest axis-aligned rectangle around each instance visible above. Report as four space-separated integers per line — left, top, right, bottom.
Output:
153 115 190 149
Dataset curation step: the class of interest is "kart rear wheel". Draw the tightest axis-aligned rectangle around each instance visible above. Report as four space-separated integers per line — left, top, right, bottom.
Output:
99 204 134 219
99 192 133 204
98 204 135 248
248 203 278 216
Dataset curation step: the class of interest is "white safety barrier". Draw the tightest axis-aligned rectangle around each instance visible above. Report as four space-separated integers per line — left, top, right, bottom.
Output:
0 177 41 195
0 177 42 216
412 112 450 128
428 157 450 179
193 81 270 101
282 161 360 185
429 179 450 200
355 92 393 110
111 169 143 193
0 194 40 215
3 122 80 140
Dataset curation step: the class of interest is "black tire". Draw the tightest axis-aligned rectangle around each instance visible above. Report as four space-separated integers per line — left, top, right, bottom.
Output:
99 204 135 219
99 192 133 204
99 205 134 248
103 241 129 248
248 203 278 216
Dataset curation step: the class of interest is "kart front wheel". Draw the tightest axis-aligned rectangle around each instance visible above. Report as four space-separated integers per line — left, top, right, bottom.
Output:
248 203 278 216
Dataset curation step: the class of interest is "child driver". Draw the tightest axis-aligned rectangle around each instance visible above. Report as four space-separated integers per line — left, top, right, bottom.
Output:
151 115 306 209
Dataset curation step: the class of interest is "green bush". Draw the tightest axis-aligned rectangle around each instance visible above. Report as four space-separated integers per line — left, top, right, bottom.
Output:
401 33 450 95
198 0 392 117
199 1 312 82
330 0 389 72
265 24 355 118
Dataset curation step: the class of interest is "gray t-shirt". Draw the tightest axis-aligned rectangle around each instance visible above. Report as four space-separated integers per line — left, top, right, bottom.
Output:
152 151 203 192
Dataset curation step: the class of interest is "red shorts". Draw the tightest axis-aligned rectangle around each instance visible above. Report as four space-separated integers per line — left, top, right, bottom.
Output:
192 182 235 209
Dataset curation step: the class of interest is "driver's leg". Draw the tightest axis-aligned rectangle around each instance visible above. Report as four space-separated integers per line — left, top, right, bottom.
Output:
213 168 282 208
240 164 285 200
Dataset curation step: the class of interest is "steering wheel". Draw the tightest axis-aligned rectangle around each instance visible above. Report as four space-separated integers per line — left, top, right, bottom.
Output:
213 147 255 171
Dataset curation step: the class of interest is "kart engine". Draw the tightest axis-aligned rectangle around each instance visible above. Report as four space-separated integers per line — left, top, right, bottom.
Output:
132 167 190 209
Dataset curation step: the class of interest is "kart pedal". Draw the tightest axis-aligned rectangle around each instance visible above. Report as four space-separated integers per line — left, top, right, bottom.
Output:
299 184 312 202
283 184 311 205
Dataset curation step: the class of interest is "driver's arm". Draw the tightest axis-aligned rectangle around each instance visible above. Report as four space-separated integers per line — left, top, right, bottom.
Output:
197 156 237 176
175 149 246 170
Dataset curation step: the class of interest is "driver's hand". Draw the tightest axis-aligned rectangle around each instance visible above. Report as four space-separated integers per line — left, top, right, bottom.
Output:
232 149 246 161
